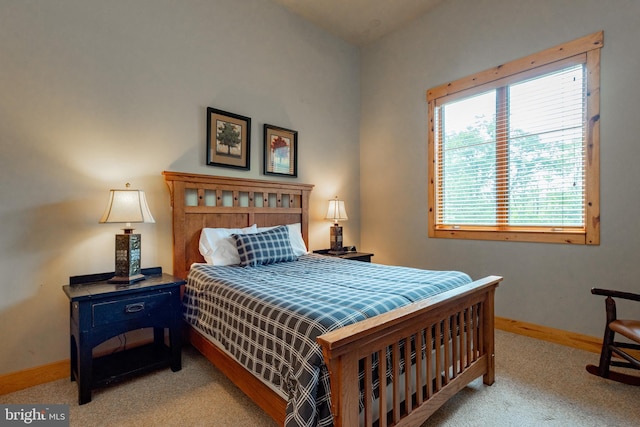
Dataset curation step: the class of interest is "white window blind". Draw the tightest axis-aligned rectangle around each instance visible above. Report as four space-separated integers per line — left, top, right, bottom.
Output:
435 63 586 229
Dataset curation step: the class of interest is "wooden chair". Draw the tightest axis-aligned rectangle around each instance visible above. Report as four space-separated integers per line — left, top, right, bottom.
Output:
586 288 640 385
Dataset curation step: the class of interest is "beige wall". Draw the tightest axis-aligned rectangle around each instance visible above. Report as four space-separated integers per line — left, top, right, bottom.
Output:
360 0 640 337
0 0 361 375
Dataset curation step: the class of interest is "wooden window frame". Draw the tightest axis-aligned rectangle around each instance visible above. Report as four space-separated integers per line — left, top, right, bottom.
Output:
427 31 603 245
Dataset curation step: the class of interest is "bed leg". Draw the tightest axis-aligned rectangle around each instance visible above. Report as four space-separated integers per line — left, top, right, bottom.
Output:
483 288 496 385
327 353 360 427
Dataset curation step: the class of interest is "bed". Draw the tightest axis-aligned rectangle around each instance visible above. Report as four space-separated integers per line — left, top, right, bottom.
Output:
163 171 502 427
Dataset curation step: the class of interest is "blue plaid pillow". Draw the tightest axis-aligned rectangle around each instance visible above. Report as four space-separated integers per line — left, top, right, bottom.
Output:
232 226 297 267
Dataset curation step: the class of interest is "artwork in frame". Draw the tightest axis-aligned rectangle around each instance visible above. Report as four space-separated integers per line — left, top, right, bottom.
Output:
206 107 251 170
264 124 298 177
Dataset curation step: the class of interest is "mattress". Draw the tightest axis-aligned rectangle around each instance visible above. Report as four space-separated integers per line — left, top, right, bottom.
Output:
183 254 472 427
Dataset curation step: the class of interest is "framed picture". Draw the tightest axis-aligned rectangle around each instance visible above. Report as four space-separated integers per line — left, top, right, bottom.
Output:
264 124 298 177
206 107 251 170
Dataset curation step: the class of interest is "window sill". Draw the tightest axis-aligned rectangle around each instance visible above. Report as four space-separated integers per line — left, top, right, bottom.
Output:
430 227 592 244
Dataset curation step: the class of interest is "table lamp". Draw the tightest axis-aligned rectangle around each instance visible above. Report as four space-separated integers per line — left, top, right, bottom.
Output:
99 183 155 284
325 196 348 254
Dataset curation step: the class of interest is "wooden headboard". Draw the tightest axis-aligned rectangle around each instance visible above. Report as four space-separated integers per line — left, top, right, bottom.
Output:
163 171 314 279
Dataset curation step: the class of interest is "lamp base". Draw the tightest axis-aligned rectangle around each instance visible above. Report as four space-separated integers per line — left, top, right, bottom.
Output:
328 250 347 255
107 273 146 284
110 233 144 285
329 224 343 254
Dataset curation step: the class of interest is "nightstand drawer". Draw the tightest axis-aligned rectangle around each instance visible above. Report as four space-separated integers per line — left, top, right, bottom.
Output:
92 292 171 327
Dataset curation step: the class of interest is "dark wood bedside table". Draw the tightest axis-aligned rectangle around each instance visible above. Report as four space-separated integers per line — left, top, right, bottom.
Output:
313 249 374 262
62 267 185 405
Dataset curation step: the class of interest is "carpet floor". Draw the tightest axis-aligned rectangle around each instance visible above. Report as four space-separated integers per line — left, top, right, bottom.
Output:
2 330 639 426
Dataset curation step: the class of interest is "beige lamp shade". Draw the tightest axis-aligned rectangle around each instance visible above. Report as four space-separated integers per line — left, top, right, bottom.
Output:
99 185 155 228
325 197 348 225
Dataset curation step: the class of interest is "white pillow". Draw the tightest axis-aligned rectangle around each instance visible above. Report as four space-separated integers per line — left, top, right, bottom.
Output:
257 223 308 256
199 225 258 265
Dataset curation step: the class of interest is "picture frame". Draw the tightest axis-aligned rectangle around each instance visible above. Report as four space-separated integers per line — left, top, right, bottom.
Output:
206 107 251 170
264 124 298 177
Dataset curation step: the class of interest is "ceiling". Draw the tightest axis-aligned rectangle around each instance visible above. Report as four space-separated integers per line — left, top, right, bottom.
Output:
271 0 444 46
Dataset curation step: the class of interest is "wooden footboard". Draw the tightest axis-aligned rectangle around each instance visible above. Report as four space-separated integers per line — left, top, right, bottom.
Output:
317 275 502 427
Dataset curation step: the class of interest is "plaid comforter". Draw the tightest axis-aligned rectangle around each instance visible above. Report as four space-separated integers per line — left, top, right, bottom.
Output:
183 254 471 427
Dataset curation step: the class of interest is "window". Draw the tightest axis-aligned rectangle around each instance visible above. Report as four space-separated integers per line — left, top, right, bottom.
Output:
427 32 602 244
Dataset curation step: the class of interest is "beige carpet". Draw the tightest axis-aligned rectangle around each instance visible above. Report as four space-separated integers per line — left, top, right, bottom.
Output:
2 330 639 426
